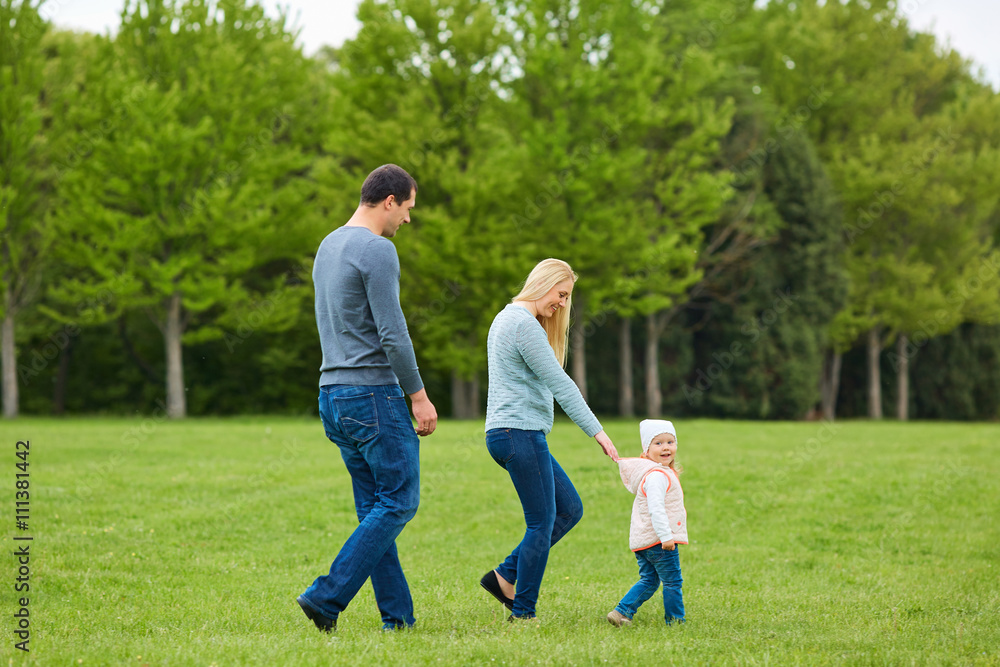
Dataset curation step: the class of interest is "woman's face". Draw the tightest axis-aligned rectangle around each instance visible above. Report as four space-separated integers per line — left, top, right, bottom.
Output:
536 280 574 319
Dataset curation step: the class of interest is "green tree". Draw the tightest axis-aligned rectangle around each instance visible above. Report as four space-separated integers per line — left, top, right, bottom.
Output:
501 0 743 416
317 0 535 417
0 0 54 418
15 29 104 415
677 124 846 419
748 0 1000 419
48 0 317 417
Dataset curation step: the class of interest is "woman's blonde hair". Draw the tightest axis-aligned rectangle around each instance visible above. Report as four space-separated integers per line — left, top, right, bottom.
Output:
512 258 578 367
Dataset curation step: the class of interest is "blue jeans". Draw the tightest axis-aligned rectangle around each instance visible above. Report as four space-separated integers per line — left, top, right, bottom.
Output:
615 545 684 624
486 428 584 618
300 384 420 629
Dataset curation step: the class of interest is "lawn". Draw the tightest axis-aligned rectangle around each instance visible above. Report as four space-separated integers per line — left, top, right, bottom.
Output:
2 417 999 665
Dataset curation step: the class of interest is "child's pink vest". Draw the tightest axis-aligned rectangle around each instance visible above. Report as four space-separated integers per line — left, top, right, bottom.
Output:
618 458 688 551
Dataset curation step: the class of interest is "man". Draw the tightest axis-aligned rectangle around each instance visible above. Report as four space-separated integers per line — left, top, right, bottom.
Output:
297 164 438 633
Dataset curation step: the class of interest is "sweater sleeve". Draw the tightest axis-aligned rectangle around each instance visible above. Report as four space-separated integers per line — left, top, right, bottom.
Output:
361 238 424 395
644 471 674 545
514 317 602 437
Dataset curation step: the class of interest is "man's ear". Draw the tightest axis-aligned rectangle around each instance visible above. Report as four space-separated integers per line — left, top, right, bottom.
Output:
384 195 395 209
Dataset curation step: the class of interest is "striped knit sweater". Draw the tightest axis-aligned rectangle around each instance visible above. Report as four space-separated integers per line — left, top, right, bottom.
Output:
485 304 602 436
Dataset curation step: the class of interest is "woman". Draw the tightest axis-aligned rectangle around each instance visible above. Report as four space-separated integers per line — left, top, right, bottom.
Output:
479 258 619 620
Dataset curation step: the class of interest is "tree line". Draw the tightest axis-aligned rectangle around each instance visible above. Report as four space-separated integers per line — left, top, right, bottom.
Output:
2 0 1000 421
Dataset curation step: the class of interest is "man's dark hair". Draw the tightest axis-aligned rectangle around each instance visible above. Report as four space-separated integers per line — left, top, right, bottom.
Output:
360 164 417 207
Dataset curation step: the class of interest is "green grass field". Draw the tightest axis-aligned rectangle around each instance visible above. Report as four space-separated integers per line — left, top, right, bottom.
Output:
2 417 998 665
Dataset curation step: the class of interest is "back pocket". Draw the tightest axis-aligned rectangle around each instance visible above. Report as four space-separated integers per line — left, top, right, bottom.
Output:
486 429 516 467
334 393 379 444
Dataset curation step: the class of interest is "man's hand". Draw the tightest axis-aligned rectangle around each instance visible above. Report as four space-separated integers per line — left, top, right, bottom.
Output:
408 388 437 436
595 430 619 461
661 540 676 551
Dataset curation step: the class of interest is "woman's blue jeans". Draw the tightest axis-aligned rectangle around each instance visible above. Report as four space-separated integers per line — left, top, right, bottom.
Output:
486 428 584 618
300 384 420 629
615 545 684 624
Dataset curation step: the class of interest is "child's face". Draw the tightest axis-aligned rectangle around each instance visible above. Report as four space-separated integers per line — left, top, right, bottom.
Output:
643 432 677 466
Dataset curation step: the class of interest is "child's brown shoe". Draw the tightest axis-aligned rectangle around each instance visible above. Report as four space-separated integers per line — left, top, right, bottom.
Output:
607 610 632 627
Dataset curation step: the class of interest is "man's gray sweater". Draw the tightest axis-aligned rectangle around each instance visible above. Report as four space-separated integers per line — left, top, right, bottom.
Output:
313 226 423 394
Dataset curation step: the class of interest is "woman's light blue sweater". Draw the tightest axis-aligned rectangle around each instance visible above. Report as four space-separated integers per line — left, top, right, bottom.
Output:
485 304 602 437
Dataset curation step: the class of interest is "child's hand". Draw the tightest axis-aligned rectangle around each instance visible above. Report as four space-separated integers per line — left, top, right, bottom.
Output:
661 540 676 551
595 430 619 461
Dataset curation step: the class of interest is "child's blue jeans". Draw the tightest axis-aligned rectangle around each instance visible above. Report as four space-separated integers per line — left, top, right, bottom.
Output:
615 545 684 624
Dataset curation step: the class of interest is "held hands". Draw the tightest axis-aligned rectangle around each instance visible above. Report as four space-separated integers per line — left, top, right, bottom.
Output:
661 540 676 551
595 430 620 462
409 388 438 436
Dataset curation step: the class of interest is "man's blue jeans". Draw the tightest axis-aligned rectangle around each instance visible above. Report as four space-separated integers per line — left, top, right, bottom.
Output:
486 428 583 618
615 545 684 624
300 384 420 629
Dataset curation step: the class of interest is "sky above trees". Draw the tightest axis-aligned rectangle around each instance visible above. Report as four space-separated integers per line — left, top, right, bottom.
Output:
46 0 1000 90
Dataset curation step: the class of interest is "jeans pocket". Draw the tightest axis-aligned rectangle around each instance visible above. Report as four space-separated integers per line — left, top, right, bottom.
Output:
644 546 667 562
486 429 516 467
386 395 412 427
334 393 379 444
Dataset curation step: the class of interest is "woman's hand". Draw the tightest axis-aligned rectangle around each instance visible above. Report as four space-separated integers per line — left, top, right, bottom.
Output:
595 430 619 461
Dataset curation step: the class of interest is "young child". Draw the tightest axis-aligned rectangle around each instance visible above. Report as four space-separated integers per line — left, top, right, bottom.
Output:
607 419 687 627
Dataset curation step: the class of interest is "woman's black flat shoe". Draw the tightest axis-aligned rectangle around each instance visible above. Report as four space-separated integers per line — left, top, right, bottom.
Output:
480 570 514 610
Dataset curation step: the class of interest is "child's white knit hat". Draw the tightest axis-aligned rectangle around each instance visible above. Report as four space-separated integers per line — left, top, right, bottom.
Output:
640 419 676 453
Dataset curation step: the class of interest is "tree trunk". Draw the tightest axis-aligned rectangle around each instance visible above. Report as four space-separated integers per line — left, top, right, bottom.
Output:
1 300 17 419
896 334 909 421
619 317 634 417
570 299 587 401
53 334 76 416
820 348 842 421
165 292 186 419
451 370 466 419
645 313 661 417
451 371 481 419
867 327 882 419
470 375 480 418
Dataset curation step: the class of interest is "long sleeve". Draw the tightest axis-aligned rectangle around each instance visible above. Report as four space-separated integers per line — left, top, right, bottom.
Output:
514 318 602 437
361 239 424 395
644 471 674 544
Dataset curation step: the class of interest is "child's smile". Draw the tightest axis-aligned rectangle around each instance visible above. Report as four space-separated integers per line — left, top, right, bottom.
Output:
644 433 677 466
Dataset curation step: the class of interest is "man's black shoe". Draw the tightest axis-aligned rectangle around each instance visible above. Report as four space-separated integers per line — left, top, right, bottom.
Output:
297 595 336 633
